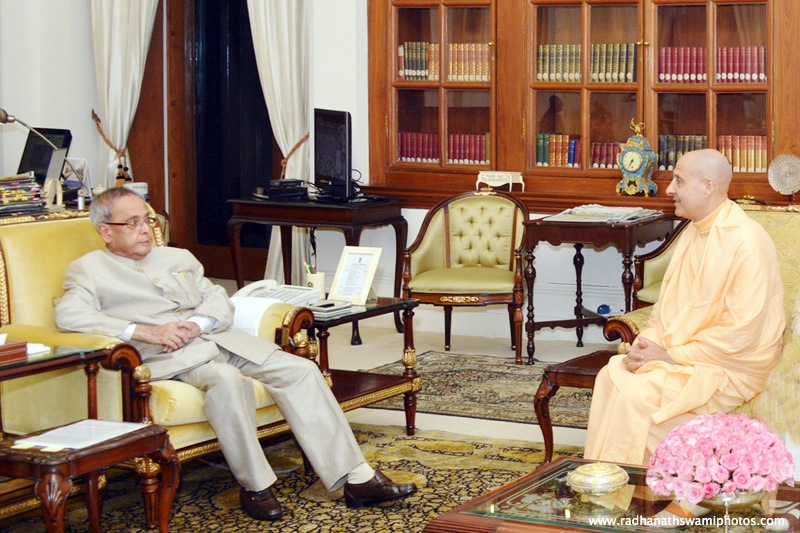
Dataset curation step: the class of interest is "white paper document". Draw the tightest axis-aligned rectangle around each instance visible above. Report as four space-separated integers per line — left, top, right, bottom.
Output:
15 419 148 450
544 204 661 223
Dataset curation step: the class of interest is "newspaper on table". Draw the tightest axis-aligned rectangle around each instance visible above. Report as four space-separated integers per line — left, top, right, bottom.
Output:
14 420 148 450
544 204 662 223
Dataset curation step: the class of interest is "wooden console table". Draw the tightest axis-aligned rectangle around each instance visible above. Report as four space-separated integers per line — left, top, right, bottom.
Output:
227 196 408 335
524 214 675 363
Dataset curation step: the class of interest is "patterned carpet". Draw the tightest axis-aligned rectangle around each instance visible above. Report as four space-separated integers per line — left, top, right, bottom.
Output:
0 424 583 532
364 351 593 428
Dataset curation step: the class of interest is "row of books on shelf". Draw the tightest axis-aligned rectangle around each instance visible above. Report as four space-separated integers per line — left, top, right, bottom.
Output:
535 133 581 168
536 44 581 83
718 134 769 173
657 46 766 84
716 46 767 83
398 132 490 165
0 173 47 216
398 42 439 81
397 42 491 82
534 135 623 170
590 43 636 83
446 43 491 82
657 134 708 171
658 47 707 83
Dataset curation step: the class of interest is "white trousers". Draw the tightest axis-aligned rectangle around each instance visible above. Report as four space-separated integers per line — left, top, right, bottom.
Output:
175 349 365 492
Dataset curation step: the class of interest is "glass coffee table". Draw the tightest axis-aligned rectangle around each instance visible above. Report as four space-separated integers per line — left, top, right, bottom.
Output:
425 458 799 532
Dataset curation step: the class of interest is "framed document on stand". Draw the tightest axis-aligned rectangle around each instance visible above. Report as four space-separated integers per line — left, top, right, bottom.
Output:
328 246 382 305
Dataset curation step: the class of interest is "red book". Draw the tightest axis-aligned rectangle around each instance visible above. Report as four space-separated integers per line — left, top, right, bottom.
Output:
448 134 455 163
699 47 706 82
744 45 754 82
666 47 675 82
548 134 558 166
689 46 698 83
676 46 686 82
468 134 477 164
478 134 486 163
573 139 582 168
732 46 741 82
599 142 609 168
719 46 728 81
659 47 667 82
590 142 600 167
758 45 766 82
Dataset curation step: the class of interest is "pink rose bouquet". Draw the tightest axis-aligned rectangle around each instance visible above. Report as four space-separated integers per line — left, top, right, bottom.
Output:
646 413 795 504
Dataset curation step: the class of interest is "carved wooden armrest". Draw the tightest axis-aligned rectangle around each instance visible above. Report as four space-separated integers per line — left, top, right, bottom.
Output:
275 306 316 361
603 306 654 344
101 343 153 424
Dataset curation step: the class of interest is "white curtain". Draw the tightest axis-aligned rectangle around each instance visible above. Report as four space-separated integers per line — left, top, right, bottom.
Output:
247 0 311 285
90 0 159 188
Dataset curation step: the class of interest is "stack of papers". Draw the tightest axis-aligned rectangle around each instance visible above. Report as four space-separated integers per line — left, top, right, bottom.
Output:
13 420 148 450
544 204 662 223
308 300 352 319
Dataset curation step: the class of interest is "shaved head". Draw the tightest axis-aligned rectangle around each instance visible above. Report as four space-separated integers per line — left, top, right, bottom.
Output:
666 149 733 221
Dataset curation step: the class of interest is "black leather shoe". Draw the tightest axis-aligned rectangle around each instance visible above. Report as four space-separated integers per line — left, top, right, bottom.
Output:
240 486 283 521
343 471 417 509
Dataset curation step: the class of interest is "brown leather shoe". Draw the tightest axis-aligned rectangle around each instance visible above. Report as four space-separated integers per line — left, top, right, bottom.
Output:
240 486 283 521
343 471 417 509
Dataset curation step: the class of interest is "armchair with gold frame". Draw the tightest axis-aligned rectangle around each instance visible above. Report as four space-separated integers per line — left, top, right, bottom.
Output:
402 189 528 364
0 209 314 523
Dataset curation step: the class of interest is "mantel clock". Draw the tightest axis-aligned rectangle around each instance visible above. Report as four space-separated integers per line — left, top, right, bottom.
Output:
616 119 657 196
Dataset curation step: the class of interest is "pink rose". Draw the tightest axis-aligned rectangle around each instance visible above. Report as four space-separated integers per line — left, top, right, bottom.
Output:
732 468 752 490
703 482 720 499
720 453 740 471
722 481 736 495
694 466 713 484
710 465 730 484
748 476 766 492
739 453 759 474
684 482 705 504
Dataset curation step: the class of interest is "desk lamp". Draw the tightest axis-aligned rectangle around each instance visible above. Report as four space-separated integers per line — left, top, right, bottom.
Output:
0 107 87 193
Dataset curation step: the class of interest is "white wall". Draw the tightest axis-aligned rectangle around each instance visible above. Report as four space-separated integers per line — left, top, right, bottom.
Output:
309 2 663 343
0 0 102 188
1 1 660 343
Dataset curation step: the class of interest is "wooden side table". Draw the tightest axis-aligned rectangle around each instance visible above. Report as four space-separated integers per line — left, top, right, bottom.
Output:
533 350 615 463
524 214 675 363
0 422 179 533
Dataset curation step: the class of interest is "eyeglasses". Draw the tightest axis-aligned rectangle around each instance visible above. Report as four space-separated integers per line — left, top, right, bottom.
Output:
102 216 159 231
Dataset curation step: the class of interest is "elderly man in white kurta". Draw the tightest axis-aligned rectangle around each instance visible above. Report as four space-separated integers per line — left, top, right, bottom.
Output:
54 187 415 522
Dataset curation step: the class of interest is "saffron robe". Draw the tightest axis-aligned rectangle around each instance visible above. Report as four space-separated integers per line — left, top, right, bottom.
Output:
584 200 785 465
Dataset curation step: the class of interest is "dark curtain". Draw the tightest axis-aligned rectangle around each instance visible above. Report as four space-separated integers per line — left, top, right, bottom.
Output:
195 0 273 247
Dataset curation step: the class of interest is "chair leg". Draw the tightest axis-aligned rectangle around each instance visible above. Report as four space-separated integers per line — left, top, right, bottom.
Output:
507 305 516 350
443 305 453 351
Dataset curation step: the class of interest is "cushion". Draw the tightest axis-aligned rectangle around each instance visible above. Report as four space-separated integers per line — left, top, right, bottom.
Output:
149 378 277 426
408 267 515 293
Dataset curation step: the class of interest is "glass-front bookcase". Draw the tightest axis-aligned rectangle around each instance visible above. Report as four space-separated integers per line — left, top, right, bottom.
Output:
393 1 494 171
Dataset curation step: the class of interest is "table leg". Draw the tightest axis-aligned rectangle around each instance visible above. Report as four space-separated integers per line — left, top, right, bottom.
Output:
279 225 293 285
35 471 72 533
402 304 418 436
148 442 181 533
316 326 332 384
524 247 538 364
572 244 585 348
391 218 408 334
621 250 634 313
85 472 102 533
226 220 245 289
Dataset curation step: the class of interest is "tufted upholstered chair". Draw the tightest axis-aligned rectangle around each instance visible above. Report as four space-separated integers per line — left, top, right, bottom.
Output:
402 189 528 364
